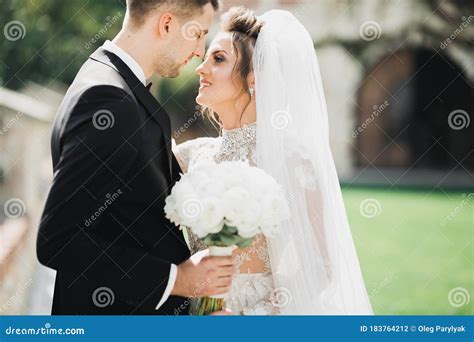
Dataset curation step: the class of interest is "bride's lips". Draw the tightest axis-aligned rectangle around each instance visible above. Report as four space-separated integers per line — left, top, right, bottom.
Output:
199 79 212 90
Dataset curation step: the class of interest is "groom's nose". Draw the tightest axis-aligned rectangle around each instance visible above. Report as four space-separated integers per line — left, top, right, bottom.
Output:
193 39 206 59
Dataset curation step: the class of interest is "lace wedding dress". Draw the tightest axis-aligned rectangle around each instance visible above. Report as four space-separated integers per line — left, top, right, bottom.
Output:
174 123 279 315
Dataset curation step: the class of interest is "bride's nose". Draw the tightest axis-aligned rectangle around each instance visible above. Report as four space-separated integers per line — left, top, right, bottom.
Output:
196 60 207 76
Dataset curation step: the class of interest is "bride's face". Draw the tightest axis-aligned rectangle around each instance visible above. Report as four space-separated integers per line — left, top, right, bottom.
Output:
195 32 243 109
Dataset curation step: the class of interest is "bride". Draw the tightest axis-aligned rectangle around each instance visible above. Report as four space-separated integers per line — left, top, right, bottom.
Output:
174 7 373 315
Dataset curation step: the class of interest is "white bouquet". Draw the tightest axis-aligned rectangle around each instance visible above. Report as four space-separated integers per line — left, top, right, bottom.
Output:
165 161 289 314
165 161 289 251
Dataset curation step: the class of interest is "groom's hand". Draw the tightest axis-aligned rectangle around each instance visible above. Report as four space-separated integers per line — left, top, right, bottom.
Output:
171 255 234 298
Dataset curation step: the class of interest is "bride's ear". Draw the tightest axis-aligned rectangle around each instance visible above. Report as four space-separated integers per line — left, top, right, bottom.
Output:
248 72 255 86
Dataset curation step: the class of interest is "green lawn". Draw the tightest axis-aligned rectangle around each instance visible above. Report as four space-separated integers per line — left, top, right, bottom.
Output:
342 186 473 315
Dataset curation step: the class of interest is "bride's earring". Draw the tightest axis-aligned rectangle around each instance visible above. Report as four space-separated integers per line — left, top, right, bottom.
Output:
248 87 255 97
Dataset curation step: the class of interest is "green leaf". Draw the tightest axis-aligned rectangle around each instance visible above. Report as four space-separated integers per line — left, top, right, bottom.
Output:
222 224 238 234
236 238 253 248
220 233 239 246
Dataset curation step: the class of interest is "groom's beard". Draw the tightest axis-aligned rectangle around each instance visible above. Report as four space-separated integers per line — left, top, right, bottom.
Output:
155 52 181 78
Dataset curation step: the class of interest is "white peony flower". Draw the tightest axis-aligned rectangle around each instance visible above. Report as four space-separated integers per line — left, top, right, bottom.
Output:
195 178 226 198
221 187 250 225
164 195 179 225
164 160 289 245
193 197 225 238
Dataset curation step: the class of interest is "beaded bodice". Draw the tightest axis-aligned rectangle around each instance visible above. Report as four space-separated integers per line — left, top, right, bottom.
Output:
215 123 257 164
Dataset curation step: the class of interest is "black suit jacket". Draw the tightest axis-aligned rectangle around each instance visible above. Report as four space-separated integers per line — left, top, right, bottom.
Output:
37 48 191 315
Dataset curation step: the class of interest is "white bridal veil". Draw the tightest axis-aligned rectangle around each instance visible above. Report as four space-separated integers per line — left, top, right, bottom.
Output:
254 10 373 314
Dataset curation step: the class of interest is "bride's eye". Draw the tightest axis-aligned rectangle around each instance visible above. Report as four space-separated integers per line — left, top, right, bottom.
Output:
214 55 224 63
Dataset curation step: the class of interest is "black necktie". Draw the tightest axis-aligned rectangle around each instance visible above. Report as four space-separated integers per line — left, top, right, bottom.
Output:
146 82 153 90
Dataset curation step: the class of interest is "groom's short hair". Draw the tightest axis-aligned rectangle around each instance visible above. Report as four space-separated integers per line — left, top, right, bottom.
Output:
127 0 220 26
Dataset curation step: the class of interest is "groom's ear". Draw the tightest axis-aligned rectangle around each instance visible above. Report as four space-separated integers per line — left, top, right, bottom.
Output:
156 12 173 38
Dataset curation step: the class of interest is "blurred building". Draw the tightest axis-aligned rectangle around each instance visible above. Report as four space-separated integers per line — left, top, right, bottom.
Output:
0 82 62 314
179 0 473 188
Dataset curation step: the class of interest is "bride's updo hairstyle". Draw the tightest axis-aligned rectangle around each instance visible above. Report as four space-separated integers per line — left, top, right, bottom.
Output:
205 6 264 129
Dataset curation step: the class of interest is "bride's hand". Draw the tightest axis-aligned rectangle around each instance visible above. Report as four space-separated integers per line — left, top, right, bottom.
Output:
209 308 232 316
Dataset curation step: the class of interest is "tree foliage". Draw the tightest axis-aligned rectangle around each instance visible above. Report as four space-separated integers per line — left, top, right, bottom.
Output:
1 0 125 89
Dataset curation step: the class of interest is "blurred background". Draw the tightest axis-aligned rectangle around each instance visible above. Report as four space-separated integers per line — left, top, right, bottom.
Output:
0 0 472 315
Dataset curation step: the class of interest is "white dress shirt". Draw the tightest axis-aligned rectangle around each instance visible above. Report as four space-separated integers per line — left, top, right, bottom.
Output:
102 40 178 311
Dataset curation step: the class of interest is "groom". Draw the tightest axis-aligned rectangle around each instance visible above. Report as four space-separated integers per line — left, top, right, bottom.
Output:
37 0 234 315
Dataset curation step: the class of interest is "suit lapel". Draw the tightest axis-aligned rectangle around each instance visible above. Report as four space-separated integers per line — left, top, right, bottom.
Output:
89 48 173 181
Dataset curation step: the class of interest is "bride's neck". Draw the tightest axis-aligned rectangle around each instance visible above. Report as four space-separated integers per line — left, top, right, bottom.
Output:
217 100 257 130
